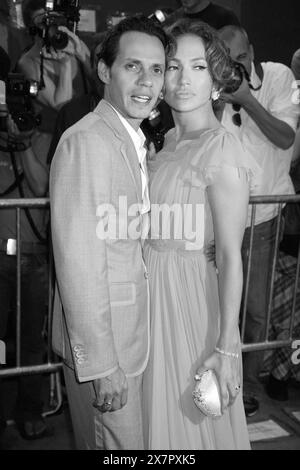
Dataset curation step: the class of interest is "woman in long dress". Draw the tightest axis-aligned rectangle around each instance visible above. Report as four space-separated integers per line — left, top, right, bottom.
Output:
143 20 256 450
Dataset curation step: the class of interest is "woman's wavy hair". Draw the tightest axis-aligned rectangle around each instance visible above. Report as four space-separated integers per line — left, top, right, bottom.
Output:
165 19 236 92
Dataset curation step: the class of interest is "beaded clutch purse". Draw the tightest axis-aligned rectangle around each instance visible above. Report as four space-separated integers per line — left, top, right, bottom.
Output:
192 369 222 418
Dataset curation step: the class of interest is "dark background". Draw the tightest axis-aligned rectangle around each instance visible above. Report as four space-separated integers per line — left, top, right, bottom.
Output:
241 0 300 66
78 0 299 67
3 0 299 68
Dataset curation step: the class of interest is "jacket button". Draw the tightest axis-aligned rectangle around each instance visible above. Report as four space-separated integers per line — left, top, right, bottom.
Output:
144 272 149 279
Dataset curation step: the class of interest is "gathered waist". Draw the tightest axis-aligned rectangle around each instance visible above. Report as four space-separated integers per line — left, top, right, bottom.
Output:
145 238 209 255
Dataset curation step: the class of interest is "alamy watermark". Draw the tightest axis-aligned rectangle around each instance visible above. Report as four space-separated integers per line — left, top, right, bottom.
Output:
291 340 300 366
96 196 204 247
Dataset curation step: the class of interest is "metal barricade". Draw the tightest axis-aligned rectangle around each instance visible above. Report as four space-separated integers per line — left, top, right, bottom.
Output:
0 198 63 417
0 195 299 401
241 194 300 357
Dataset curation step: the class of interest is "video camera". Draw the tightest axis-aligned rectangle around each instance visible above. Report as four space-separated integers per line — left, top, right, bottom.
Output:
0 74 41 133
34 0 80 51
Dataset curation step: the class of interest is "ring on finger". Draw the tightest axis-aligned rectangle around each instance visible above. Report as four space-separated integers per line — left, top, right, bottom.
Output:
101 401 112 411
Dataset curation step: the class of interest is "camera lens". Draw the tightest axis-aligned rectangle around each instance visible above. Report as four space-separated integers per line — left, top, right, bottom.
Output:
223 63 244 94
13 83 23 93
47 24 69 50
13 112 39 132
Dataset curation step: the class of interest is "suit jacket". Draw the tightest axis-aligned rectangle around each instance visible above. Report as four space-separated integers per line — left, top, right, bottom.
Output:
50 100 149 382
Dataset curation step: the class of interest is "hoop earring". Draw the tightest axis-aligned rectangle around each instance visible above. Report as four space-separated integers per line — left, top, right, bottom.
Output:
159 91 164 100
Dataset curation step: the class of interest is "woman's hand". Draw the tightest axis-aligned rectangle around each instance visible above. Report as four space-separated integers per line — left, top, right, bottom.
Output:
196 350 241 415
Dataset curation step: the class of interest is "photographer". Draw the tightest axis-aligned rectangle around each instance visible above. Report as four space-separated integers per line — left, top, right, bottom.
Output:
217 25 300 418
0 80 50 441
16 0 91 143
163 0 240 30
0 0 29 71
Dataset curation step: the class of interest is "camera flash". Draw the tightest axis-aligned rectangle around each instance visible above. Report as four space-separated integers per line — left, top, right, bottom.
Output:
46 1 54 10
29 81 39 97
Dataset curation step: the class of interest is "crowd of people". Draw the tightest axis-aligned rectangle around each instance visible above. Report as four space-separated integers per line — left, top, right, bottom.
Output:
0 0 299 450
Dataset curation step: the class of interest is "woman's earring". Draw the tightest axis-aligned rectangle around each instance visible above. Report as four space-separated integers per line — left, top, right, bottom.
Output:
159 91 164 100
211 89 220 101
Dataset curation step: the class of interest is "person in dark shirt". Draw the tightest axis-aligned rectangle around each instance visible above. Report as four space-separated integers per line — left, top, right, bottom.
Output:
164 0 240 30
0 0 29 70
47 38 104 164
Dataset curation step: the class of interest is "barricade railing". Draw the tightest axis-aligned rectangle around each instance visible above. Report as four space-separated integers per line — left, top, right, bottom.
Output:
241 194 300 355
0 198 63 416
0 196 299 379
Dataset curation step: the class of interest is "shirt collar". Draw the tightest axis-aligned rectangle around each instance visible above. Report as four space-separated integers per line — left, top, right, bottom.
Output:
250 62 262 90
105 101 146 160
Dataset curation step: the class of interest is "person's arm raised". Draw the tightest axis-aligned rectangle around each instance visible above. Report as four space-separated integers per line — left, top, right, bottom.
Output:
222 77 295 150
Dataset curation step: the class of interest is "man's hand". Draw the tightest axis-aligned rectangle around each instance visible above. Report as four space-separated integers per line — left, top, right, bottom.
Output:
42 26 90 65
61 26 90 64
221 76 253 106
7 115 34 147
92 367 128 413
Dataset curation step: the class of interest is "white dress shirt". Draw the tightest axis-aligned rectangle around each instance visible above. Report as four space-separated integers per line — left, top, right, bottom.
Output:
221 62 300 226
107 102 150 238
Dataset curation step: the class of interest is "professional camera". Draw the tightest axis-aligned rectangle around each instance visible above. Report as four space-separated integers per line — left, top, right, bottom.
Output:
36 0 80 51
223 61 251 94
0 74 41 133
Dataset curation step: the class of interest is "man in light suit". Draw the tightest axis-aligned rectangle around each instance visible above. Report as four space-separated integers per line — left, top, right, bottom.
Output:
49 16 168 450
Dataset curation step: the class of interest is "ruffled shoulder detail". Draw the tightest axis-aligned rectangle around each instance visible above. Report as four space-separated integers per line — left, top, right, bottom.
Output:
189 127 262 191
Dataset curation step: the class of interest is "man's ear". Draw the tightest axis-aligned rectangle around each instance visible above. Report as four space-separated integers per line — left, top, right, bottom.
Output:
97 59 110 84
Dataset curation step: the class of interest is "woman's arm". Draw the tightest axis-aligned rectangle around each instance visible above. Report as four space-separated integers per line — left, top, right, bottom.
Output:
208 168 249 351
197 166 249 413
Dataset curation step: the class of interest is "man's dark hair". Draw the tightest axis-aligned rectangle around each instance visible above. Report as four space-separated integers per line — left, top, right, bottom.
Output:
22 0 46 29
97 15 170 68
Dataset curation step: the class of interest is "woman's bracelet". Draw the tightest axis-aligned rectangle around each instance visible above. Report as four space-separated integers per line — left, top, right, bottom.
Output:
215 346 239 359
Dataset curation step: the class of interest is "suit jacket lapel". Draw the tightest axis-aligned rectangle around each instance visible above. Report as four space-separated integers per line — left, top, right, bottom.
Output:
93 100 143 207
